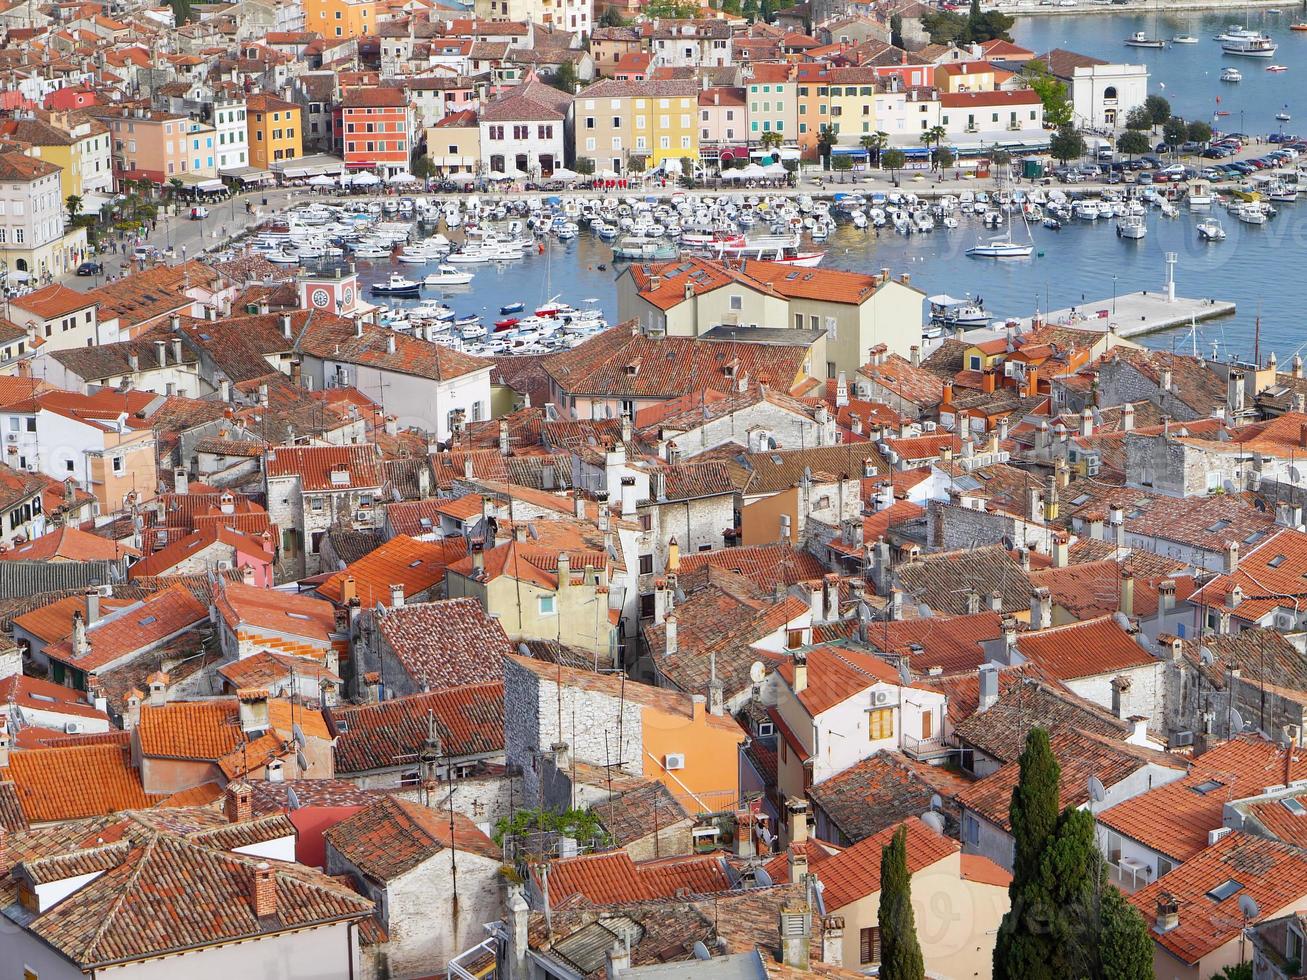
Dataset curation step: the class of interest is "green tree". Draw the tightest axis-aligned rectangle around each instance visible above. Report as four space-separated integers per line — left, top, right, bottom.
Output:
1187 120 1213 144
1098 882 1155 980
599 6 626 26
169 0 191 24
831 154 853 182
816 124 836 169
1162 116 1187 147
1116 130 1150 158
919 10 969 44
968 0 983 35
1024 60 1072 128
574 157 595 175
759 130 783 153
551 60 579 94
1049 123 1085 164
936 147 956 170
721 0 741 14
921 124 947 169
1212 966 1253 980
881 147 907 185
1124 105 1153 131
413 154 437 180
65 194 82 223
890 12 904 48
989 147 1012 172
760 0 776 20
741 0 759 19
994 728 1061 980
1145 94 1172 127
878 825 925 980
1039 808 1102 975
859 131 888 165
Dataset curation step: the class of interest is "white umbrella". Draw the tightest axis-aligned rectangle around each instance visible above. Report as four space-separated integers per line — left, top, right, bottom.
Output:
738 163 768 178
662 158 683 174
488 171 516 181
351 172 380 186
599 169 620 179
308 174 335 187
763 162 787 176
387 171 417 184
551 166 577 180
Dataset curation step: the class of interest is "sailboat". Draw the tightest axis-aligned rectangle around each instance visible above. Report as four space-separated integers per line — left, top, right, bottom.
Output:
967 208 1034 257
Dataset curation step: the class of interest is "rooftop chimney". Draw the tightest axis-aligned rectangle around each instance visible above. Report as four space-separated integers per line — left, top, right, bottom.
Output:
1120 569 1135 618
978 663 999 713
1030 587 1052 630
792 652 807 693
1154 896 1179 934
252 862 277 919
665 610 678 657
389 583 405 607
224 781 253 823
147 671 169 707
237 688 270 733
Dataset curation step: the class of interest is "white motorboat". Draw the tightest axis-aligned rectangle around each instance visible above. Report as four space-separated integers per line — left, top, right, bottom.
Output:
371 273 422 296
1222 34 1277 57
929 294 991 328
460 321 487 340
1234 202 1268 224
1221 67 1243 82
1125 31 1166 47
1116 214 1147 239
424 265 474 286
1197 217 1226 240
967 236 1033 258
264 250 300 265
1172 34 1199 43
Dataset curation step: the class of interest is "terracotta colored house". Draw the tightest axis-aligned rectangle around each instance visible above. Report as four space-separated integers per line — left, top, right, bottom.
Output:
339 87 414 177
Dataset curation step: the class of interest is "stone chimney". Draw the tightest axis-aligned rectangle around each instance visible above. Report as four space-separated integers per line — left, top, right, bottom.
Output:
1029 587 1051 630
147 671 169 707
389 583 405 607
1121 403 1135 431
1225 541 1240 573
665 611 678 658
778 898 811 970
978 662 999 713
791 651 807 693
252 862 277 918
341 574 357 605
557 552 571 590
237 688 270 733
786 797 809 844
1154 895 1179 934
225 781 253 823
1120 569 1135 618
72 610 90 659
1052 534 1070 569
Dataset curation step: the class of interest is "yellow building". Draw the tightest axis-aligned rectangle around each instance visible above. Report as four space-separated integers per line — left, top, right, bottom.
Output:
245 95 303 170
573 77 699 172
3 115 112 202
303 0 377 38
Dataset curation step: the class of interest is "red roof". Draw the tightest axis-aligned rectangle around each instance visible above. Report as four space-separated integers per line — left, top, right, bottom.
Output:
1015 617 1155 680
265 444 386 492
537 851 732 907
775 644 903 716
818 817 960 909
318 535 467 607
43 584 209 672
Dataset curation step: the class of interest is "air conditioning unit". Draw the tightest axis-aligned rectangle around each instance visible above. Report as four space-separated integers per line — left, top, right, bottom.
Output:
1278 614 1295 629
922 421 937 432
664 752 686 771
64 721 84 734
5 434 16 443
1086 457 1101 477
1171 730 1194 748
215 560 232 571
872 690 891 706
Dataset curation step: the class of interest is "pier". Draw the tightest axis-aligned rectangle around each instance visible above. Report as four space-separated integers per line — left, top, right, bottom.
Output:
1015 291 1237 339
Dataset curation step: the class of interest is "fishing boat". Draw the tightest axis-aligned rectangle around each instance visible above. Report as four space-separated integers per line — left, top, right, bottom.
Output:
1116 214 1147 240
1220 67 1242 82
500 301 525 314
928 294 991 328
1125 31 1166 47
495 317 520 330
1292 23 1307 30
423 265 473 286
1223 34 1278 57
1172 34 1199 43
1277 109 1293 121
1268 64 1289 72
1197 217 1227 240
371 273 422 296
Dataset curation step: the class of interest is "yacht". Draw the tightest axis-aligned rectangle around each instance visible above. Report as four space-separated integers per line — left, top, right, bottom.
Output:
928 294 991 328
1233 202 1269 224
1125 31 1166 47
1222 34 1278 57
1171 34 1199 43
370 273 422 296
1221 67 1243 82
1214 25 1259 41
1197 217 1227 240
1116 214 1147 239
967 236 1033 258
424 265 474 286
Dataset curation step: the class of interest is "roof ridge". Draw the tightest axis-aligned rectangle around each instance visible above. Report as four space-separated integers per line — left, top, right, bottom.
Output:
78 833 158 963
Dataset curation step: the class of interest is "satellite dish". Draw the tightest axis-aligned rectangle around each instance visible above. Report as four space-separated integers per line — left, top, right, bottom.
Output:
692 942 711 961
921 811 946 834
898 661 912 686
518 642 532 657
296 749 309 771
750 661 767 684
758 827 774 848
1112 611 1131 630
1230 709 1246 734
1200 646 1215 666
1088 776 1107 804
292 722 306 749
754 867 774 887
929 793 943 812
1239 894 1261 919
918 603 933 618
285 785 301 811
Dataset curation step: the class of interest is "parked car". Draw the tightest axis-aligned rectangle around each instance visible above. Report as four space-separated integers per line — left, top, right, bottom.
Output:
75 261 102 276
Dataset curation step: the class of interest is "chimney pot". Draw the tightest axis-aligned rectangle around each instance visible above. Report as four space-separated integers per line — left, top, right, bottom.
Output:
252 862 277 919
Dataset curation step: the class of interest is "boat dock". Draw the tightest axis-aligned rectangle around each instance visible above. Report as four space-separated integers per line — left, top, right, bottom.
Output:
1013 291 1237 339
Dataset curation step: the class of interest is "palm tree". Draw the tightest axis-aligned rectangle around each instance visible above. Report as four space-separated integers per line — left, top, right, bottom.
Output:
921 124 948 170
168 177 184 215
64 194 82 224
816 125 836 171
859 131 888 168
759 130 783 153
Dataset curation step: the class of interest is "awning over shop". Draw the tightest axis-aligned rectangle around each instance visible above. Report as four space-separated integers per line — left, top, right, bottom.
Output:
77 192 114 215
273 154 346 179
219 166 273 183
173 173 225 192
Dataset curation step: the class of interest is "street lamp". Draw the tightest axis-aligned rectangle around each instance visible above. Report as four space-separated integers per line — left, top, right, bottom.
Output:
1112 273 1118 315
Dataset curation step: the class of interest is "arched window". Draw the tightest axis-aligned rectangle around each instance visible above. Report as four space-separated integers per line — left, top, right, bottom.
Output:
1103 86 1118 100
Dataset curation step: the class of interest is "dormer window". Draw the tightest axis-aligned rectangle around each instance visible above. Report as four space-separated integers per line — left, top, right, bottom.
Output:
625 358 641 376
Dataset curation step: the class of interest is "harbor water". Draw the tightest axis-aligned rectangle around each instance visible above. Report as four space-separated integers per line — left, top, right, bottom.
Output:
351 9 1307 362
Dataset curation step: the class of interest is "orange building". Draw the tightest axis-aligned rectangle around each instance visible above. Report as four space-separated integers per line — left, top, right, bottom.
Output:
339 87 414 177
303 0 379 38
793 63 831 160
246 94 303 170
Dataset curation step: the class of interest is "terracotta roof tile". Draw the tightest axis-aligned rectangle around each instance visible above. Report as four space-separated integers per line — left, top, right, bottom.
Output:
0 744 150 823
818 817 960 909
808 750 971 843
43 584 209 672
538 851 732 907
776 644 903 715
318 535 468 607
266 444 386 492
212 579 337 643
377 599 512 690
0 526 137 563
325 796 498 881
1015 617 1156 681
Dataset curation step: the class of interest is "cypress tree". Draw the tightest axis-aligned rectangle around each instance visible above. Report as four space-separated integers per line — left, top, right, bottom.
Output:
993 728 1061 980
1038 808 1102 976
878 825 925 980
1098 883 1155 980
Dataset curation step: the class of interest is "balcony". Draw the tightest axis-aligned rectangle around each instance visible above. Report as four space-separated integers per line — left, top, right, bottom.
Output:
902 732 951 761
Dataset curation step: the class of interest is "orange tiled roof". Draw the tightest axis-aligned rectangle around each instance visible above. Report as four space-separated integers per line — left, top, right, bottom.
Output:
318 535 468 607
212 579 336 643
0 744 150 823
12 593 134 645
1014 617 1156 681
265 444 386 492
1099 735 1307 862
775 644 904 716
0 525 138 563
1130 832 1307 965
537 851 732 907
324 795 498 882
43 584 209 672
818 817 960 909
